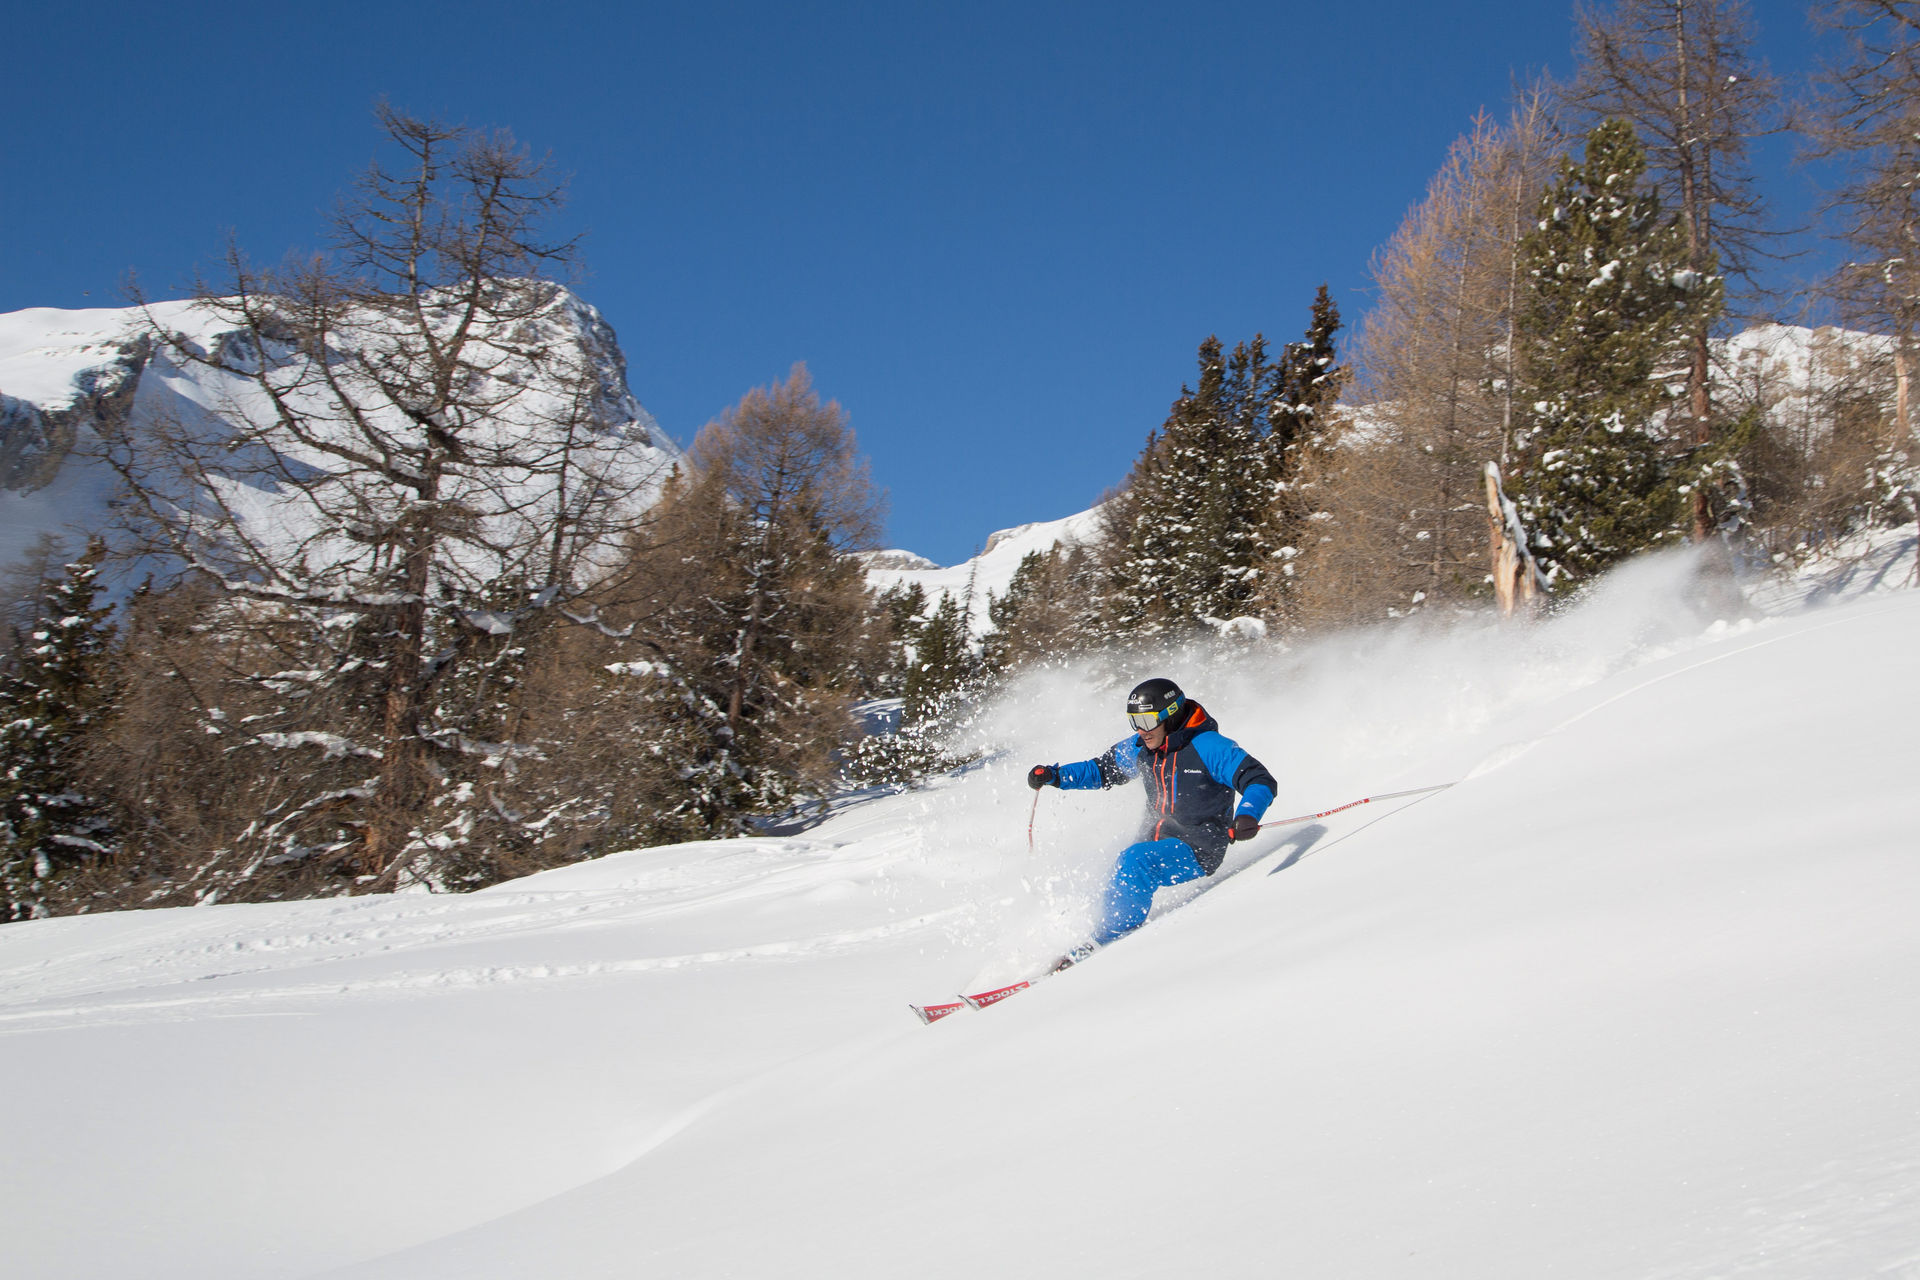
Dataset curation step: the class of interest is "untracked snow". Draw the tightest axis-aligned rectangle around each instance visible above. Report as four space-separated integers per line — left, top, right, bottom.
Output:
3 549 1918 1279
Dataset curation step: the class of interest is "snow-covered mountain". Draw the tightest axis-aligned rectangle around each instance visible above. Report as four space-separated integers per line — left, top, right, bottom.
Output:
3 537 1916 1279
862 505 1108 630
0 293 679 572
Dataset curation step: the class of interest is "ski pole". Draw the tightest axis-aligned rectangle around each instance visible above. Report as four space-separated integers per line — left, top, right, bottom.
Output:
1256 782 1455 832
1027 787 1041 854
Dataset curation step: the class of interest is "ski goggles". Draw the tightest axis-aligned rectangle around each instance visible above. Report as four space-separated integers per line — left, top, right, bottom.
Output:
1128 707 1176 732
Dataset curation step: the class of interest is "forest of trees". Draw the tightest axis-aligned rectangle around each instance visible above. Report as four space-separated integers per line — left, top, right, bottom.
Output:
5 0 1919 920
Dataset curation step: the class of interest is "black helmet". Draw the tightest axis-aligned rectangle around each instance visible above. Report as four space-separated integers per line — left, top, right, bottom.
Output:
1126 677 1185 733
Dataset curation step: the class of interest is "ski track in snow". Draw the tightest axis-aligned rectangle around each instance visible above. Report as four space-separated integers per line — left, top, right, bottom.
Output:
0 836 965 1030
0 909 967 1032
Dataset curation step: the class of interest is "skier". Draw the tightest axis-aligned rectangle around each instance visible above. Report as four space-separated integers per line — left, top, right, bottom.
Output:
1027 677 1276 968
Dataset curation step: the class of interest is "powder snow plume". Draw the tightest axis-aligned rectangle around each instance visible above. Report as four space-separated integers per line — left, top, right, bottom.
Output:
905 545 1754 970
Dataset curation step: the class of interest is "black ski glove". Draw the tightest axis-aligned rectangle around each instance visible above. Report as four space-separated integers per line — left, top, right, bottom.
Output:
1027 764 1060 790
1229 814 1260 842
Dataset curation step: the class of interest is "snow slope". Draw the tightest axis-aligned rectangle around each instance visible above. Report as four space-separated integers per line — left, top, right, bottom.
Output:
4 553 1919 1279
864 505 1106 630
0 304 193 409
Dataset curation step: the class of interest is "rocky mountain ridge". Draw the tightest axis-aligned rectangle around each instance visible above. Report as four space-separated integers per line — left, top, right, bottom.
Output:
0 291 678 571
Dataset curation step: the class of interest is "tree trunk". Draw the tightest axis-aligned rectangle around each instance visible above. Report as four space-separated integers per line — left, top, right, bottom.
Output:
1903 345 1920 586
1673 0 1718 546
1895 344 1912 438
1691 329 1714 541
362 533 433 884
727 549 767 736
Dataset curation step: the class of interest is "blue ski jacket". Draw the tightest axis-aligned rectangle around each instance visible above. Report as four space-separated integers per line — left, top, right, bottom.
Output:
1051 702 1276 874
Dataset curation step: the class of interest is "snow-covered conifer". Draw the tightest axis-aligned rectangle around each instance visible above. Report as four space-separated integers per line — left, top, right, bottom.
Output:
1572 0 1779 541
0 539 117 920
1273 285 1349 460
1103 296 1348 638
1106 337 1276 636
1512 118 1716 584
870 582 930 698
901 589 979 728
1259 287 1350 617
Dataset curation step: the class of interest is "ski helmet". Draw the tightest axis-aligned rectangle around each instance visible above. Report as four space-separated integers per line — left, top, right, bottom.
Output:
1126 677 1185 733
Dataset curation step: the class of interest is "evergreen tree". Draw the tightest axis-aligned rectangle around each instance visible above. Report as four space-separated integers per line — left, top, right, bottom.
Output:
871 581 929 698
0 539 118 920
984 548 1070 671
979 541 1107 668
1571 0 1780 540
1106 337 1276 637
900 589 979 727
1102 292 1351 639
1512 119 1716 584
845 576 992 788
1260 286 1350 616
1273 285 1349 461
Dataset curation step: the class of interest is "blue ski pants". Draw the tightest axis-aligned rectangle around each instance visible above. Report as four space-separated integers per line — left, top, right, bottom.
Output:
1094 838 1207 945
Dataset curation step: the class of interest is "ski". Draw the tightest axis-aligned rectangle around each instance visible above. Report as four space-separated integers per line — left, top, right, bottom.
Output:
911 943 1099 1024
906 977 1038 1024
908 999 968 1025
960 979 1031 1010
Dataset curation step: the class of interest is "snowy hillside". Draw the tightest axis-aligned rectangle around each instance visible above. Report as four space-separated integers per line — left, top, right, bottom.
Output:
863 505 1107 629
1718 321 1892 410
0 294 678 571
4 547 1917 1279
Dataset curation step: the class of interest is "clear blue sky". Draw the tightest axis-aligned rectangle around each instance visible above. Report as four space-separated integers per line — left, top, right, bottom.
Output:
5 0 1832 564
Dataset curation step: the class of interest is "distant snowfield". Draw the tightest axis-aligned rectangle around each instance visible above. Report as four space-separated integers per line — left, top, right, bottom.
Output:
0 303 196 409
4 544 1919 1280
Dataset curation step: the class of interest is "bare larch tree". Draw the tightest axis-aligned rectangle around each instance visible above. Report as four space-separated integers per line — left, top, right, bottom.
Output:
1307 92 1557 624
1808 0 1920 576
106 107 670 888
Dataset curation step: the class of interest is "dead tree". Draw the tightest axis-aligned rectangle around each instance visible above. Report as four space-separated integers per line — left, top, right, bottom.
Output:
1485 463 1547 618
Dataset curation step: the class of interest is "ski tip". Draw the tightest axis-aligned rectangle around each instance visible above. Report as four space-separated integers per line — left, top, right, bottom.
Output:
910 1000 967 1025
